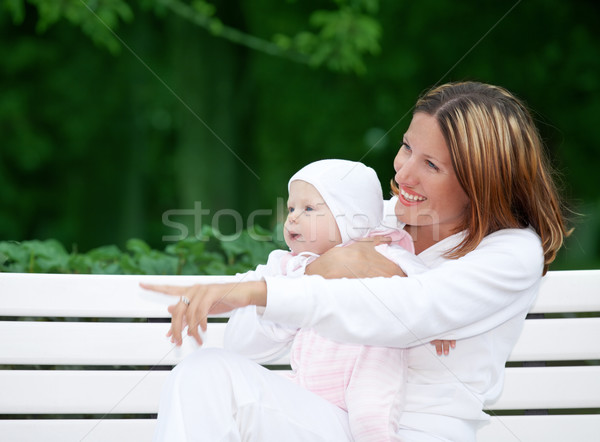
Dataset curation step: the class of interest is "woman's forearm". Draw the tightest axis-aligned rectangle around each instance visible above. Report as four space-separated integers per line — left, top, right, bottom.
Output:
306 239 406 279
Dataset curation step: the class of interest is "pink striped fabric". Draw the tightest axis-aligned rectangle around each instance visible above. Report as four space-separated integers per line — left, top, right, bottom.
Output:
287 329 406 441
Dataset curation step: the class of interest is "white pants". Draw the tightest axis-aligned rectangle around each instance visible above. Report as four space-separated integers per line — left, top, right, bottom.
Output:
153 348 458 442
153 348 353 442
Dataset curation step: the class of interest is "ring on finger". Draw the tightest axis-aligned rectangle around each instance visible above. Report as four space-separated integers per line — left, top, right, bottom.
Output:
180 295 191 306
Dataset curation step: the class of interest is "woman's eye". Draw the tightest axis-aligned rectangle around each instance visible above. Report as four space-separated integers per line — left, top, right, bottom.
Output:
401 142 412 152
426 160 439 171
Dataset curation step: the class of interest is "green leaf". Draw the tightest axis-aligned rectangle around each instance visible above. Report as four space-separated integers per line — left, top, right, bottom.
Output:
33 0 63 32
68 254 93 274
119 254 143 274
0 241 28 268
138 253 178 275
126 238 152 255
86 244 122 261
191 0 215 17
3 0 26 24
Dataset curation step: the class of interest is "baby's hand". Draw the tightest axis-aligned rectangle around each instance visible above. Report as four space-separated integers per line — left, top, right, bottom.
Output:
431 339 456 356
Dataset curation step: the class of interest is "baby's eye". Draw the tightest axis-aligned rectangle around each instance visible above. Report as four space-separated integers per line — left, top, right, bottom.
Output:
288 207 294 213
305 206 314 212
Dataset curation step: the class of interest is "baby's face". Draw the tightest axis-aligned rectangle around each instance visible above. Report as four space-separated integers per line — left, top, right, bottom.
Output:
284 180 342 255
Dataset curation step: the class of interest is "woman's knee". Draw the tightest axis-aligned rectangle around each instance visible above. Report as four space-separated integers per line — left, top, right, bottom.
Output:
170 348 241 389
176 347 237 369
179 347 236 366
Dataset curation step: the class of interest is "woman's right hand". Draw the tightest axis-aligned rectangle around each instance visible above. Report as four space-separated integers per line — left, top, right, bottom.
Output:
140 280 267 346
305 236 407 279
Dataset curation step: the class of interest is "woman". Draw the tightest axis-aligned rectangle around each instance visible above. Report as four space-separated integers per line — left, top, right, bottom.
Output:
142 81 569 441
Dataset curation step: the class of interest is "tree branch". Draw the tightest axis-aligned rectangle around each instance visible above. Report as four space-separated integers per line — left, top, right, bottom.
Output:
160 0 310 65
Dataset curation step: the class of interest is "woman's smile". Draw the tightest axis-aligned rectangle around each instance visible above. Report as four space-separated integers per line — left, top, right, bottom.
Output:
398 186 427 205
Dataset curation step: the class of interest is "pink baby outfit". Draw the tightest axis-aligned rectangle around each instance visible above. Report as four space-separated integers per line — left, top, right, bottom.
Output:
284 228 419 442
289 329 406 441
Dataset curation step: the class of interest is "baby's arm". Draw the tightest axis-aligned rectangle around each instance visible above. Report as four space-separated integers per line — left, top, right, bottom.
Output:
431 339 456 356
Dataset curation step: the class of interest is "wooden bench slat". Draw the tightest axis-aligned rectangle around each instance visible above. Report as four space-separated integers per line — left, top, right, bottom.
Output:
0 321 207 366
0 419 156 442
486 366 600 410
2 318 599 366
0 273 236 318
478 414 600 442
2 270 600 317
2 366 598 415
0 415 598 442
508 317 600 361
0 370 168 414
530 269 600 313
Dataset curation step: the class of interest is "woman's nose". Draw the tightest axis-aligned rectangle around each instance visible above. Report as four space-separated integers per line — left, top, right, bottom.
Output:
394 157 417 186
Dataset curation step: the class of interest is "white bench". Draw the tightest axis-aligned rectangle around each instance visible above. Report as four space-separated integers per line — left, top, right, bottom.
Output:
0 270 599 442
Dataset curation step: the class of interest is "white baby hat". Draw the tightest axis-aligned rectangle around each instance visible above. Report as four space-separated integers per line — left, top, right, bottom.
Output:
288 159 384 244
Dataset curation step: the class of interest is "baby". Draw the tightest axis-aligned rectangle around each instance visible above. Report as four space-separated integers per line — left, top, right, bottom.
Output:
225 159 446 441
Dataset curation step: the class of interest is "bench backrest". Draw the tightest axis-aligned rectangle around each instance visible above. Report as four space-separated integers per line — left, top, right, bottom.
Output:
1 270 599 442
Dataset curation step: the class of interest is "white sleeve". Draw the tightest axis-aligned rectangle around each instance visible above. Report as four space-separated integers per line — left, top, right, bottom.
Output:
262 228 544 348
233 249 289 282
224 249 298 364
224 305 298 364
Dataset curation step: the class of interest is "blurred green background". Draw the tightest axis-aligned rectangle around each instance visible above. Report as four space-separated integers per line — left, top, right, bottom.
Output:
1 0 599 270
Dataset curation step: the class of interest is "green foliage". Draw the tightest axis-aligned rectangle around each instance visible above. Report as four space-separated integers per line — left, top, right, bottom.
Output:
4 0 134 53
0 225 287 275
303 3 381 73
161 0 383 72
4 0 382 74
273 0 381 73
0 0 599 270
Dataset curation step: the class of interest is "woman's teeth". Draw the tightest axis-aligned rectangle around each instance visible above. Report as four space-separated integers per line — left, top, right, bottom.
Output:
400 188 426 202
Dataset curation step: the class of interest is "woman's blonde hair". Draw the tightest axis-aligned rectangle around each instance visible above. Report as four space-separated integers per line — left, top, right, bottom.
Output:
408 81 570 274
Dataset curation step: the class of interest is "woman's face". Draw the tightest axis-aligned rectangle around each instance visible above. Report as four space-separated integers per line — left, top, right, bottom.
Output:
393 112 470 242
